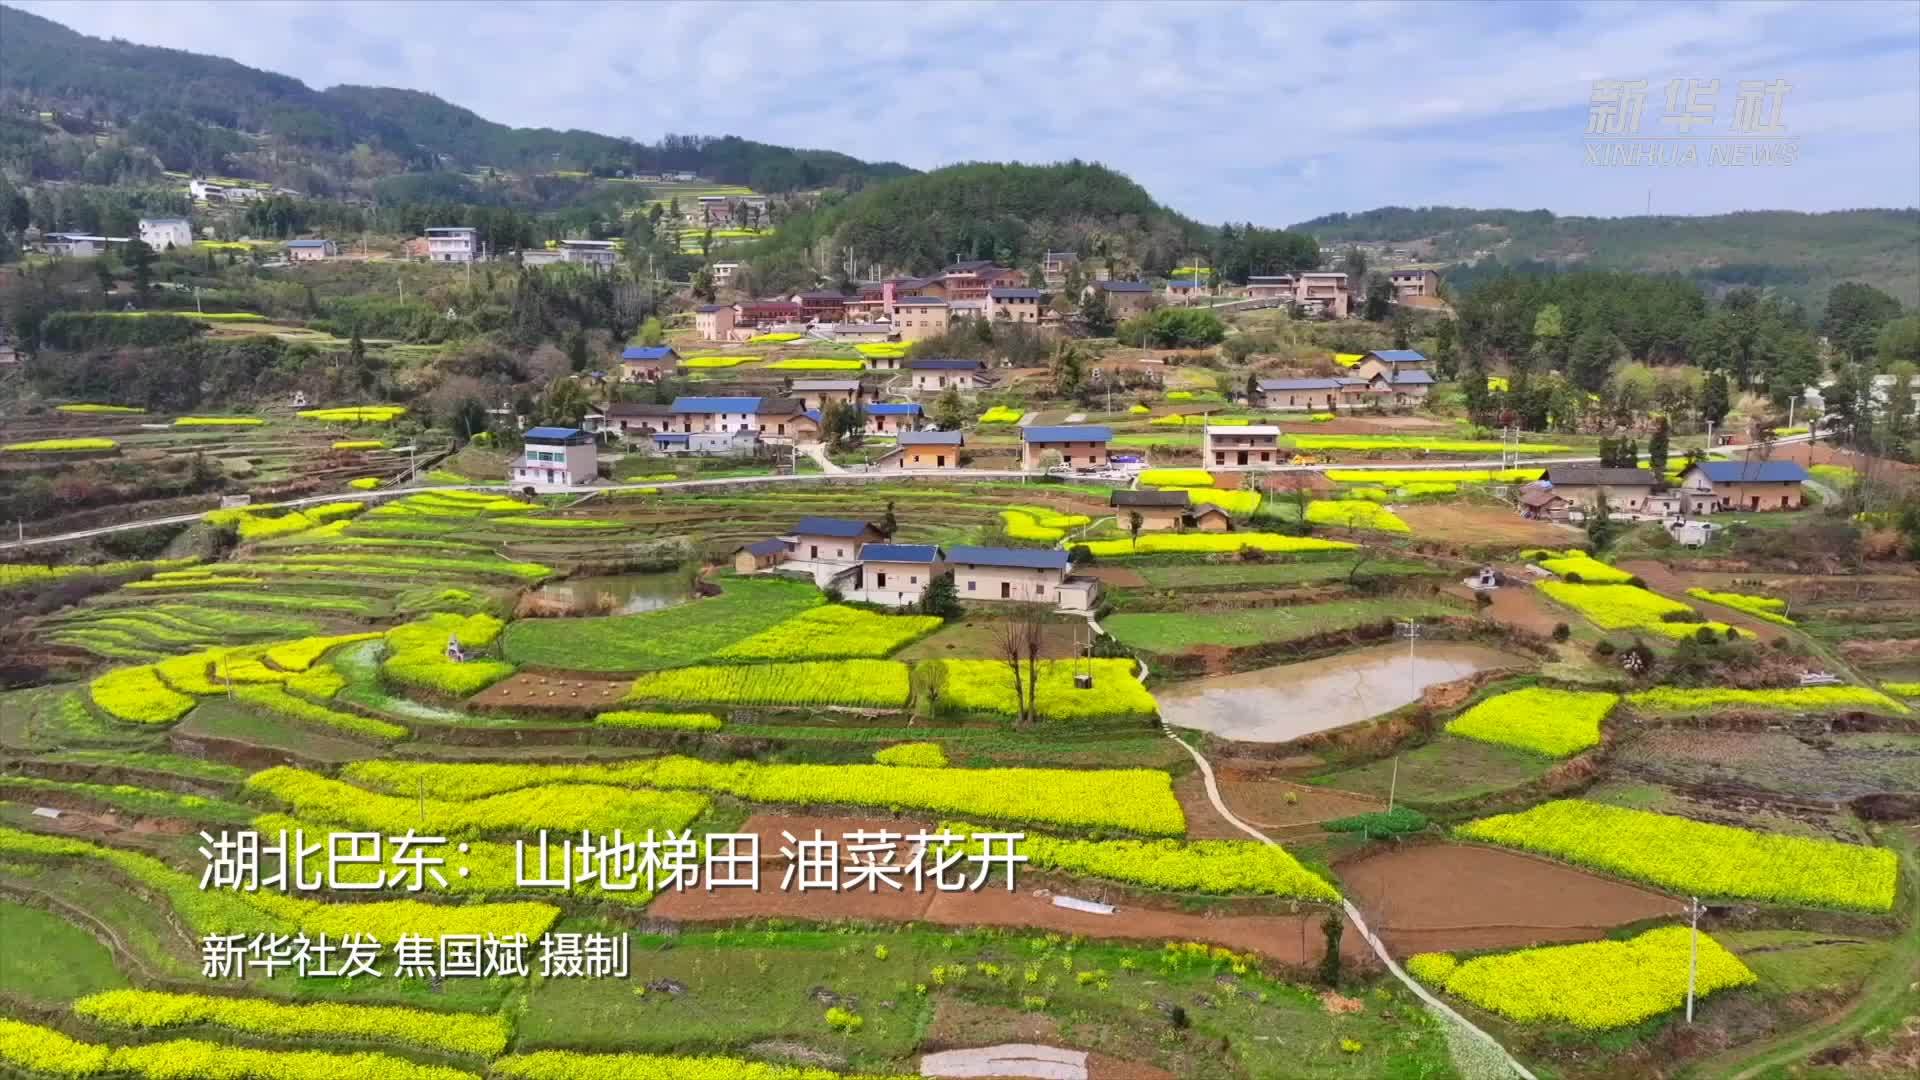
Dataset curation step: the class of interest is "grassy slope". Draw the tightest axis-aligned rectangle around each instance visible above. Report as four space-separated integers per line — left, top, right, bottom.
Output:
1106 597 1458 652
500 576 821 671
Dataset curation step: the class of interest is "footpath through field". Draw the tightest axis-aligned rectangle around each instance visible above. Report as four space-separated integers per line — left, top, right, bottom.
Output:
1164 729 1540 1080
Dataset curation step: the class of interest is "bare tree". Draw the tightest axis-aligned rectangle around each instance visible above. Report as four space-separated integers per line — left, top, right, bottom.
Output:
993 595 1047 727
1127 510 1143 551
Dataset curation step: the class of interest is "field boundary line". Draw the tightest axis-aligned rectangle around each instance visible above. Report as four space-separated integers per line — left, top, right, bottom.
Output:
1164 729 1539 1080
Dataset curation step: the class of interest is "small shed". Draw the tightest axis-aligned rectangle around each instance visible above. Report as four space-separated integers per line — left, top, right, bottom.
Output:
733 538 788 574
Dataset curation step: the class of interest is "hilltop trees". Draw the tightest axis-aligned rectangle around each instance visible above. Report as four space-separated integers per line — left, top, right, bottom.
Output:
1822 282 1903 364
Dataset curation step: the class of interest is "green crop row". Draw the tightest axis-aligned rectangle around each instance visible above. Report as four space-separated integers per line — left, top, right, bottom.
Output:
624 659 912 709
947 822 1338 900
713 605 941 662
929 659 1157 723
247 766 709 838
73 988 510 1058
1 557 201 587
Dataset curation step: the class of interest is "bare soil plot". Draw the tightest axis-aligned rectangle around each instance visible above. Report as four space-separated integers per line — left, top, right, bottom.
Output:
1443 577 1565 636
1584 777 1872 845
1311 734 1556 806
1339 843 1679 956
1215 777 1383 830
1616 730 1920 802
895 617 1089 662
469 671 630 712
1396 503 1582 547
1079 566 1148 588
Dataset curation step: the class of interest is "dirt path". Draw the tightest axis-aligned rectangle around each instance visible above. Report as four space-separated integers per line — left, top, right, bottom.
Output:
1338 843 1680 955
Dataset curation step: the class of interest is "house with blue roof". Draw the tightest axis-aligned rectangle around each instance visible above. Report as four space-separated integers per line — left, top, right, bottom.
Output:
620 346 681 382
511 426 598 491
1021 425 1113 471
945 545 1099 611
987 287 1044 323
864 401 924 435
854 543 946 607
1353 350 1428 381
1678 458 1810 512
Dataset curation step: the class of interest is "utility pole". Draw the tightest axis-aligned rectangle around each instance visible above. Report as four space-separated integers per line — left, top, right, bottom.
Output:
1390 620 1422 812
1685 895 1704 1022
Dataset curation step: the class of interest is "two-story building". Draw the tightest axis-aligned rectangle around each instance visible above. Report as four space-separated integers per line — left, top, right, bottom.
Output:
600 401 675 441
1678 460 1809 512
877 429 963 469
669 395 766 434
794 291 849 321
1352 350 1429 382
787 517 887 563
1165 277 1208 304
894 295 950 342
694 304 737 341
511 426 598 491
986 288 1043 323
864 402 923 435
1257 377 1341 411
736 301 805 327
1245 275 1297 301
138 217 194 251
790 379 863 412
1296 272 1350 318
853 543 944 607
1021 425 1112 471
910 358 987 394
1389 269 1441 302
930 262 1025 302
1041 251 1079 286
559 239 619 268
946 546 1097 611
1204 424 1282 467
425 227 479 263
620 346 681 382
286 238 337 261
1085 279 1153 318
1540 466 1660 514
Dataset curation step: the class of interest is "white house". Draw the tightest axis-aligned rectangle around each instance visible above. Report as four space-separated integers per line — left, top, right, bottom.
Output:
138 217 194 251
286 238 337 262
559 239 619 268
510 426 598 491
43 233 111 258
425 227 479 263
852 543 944 607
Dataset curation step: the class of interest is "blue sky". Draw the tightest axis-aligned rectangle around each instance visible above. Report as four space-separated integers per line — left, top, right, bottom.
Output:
21 0 1919 226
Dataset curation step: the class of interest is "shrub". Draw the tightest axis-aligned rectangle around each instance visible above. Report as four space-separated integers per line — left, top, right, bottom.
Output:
1625 685 1906 716
595 710 722 732
624 660 913 710
1429 927 1756 1029
3 437 117 452
1551 622 1571 642
72 988 510 1058
1076 533 1355 557
1444 687 1617 758
874 742 948 768
90 665 195 724
1456 799 1898 911
1322 806 1427 839
1685 587 1796 626
930 659 1158 722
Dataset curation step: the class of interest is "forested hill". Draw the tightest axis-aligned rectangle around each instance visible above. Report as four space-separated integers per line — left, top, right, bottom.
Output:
0 4 912 191
746 161 1231 285
1293 205 1920 310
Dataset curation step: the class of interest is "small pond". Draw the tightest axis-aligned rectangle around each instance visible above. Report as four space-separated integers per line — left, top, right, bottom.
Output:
1156 642 1528 743
532 572 690 615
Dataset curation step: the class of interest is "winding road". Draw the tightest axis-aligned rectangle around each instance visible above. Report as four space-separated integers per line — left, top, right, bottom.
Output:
0 435 1814 552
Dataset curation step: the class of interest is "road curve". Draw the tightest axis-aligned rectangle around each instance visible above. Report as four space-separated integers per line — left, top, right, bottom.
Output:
0 435 1811 552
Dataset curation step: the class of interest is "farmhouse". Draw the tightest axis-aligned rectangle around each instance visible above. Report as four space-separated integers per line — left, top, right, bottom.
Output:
1352 350 1429 382
756 397 815 443
694 304 737 341
652 430 758 456
1517 485 1573 520
864 402 923 434
813 322 896 345
669 395 766 433
1678 460 1810 511
910 358 987 394
1022 425 1112 471
425 226 479 263
600 401 674 440
511 426 597 491
1165 277 1207 303
1541 466 1660 513
893 295 951 343
1111 489 1190 531
558 239 619 268
732 538 788 574
737 301 805 327
286 238 337 261
794 291 849 321
787 517 886 563
1296 272 1351 318
789 379 863 411
1245 275 1297 301
1344 367 1434 407
1389 269 1442 301
42 233 113 257
1085 279 1153 317
1257 377 1340 411
877 430 963 469
853 543 944 607
986 288 1044 323
945 546 1098 611
138 217 193 251
1204 424 1281 467
620 346 681 382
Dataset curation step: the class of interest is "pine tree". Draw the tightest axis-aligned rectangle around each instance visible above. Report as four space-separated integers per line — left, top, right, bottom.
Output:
1648 417 1669 475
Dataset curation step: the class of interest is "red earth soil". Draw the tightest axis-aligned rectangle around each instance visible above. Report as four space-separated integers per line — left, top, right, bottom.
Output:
649 814 1374 968
1338 842 1681 955
469 671 630 711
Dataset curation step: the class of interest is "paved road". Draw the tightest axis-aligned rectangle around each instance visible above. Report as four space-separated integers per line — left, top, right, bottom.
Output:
1 435 1812 553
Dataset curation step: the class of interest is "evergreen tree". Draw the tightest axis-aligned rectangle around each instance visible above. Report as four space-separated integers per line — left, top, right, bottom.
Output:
567 329 589 373
919 571 962 618
1080 287 1114 337
1647 416 1670 475
1432 318 1459 379
1702 371 1731 428
1462 355 1492 424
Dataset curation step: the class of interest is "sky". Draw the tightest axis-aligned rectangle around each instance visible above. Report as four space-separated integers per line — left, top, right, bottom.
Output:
17 0 1920 226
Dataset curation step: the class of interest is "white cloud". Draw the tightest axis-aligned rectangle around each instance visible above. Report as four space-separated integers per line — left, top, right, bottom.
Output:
14 0 1917 223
